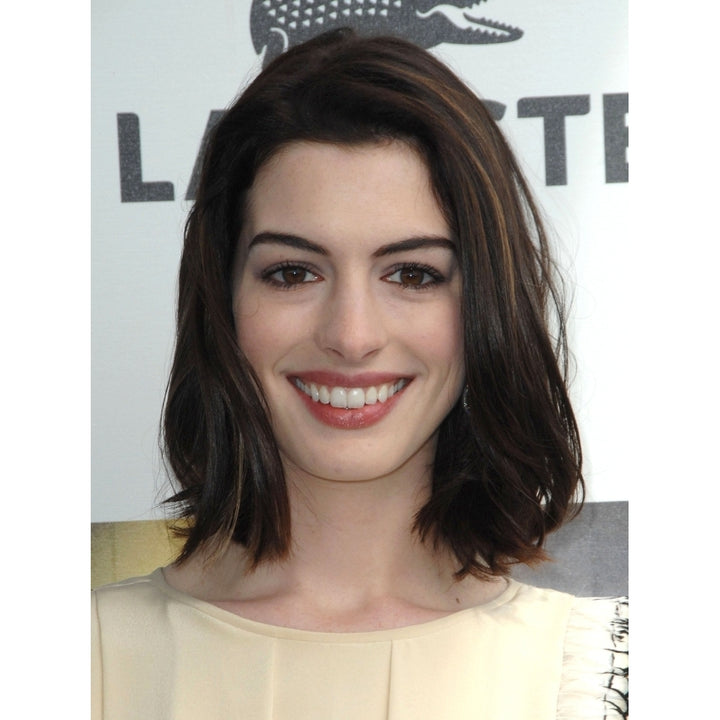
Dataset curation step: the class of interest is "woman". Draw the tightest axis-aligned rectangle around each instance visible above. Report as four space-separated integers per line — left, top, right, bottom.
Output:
92 29 628 719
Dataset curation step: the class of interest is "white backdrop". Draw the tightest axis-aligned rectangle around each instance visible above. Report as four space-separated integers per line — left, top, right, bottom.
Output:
92 0 628 523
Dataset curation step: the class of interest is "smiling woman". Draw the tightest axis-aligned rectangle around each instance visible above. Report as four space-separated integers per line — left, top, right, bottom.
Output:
92 28 627 720
234 141 464 459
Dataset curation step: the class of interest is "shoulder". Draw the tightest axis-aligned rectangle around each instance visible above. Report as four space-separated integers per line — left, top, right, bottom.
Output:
497 582 628 719
92 569 183 656
557 594 629 719
92 570 204 718
92 570 191 704
491 580 576 624
93 570 167 620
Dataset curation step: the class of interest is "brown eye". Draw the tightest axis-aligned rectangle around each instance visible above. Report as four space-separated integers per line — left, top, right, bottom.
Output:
383 264 443 289
262 263 320 288
281 267 309 284
399 268 423 285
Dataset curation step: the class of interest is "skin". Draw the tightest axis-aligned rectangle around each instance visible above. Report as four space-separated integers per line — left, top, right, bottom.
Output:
235 140 464 486
165 141 506 631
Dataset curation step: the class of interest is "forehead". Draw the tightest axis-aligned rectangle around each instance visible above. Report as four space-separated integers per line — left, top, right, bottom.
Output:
242 141 449 248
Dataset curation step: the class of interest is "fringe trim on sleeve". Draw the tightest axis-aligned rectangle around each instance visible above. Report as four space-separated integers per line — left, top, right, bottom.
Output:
556 596 629 719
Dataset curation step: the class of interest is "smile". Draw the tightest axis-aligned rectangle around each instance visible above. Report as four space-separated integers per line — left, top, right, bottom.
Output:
293 378 409 409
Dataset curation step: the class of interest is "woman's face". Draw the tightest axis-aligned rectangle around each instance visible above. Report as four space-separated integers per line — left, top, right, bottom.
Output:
233 141 464 484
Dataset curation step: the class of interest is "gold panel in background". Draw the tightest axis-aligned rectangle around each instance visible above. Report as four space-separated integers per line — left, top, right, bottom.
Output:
91 520 185 589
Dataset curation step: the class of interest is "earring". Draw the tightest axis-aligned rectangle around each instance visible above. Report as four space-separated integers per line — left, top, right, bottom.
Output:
462 385 470 413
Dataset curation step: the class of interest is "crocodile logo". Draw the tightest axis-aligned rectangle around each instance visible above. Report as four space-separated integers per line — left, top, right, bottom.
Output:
250 0 523 66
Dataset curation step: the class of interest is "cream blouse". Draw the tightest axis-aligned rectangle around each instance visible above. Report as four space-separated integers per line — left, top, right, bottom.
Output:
92 569 627 719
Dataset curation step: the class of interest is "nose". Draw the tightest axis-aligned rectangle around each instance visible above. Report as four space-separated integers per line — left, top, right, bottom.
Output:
315 279 388 363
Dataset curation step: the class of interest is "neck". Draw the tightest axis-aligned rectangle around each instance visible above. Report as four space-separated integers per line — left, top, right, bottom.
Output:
168 451 506 630
281 459 443 601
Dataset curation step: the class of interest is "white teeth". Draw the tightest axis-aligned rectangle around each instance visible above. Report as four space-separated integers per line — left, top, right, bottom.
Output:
330 387 347 408
294 378 408 409
346 388 365 409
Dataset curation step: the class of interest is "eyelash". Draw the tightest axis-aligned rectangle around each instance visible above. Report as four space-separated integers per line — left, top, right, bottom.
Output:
383 263 445 290
260 262 320 290
259 262 446 290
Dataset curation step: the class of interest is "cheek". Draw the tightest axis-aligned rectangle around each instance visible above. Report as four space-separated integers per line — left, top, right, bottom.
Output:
233 291 272 367
419 300 464 370
233 291 307 371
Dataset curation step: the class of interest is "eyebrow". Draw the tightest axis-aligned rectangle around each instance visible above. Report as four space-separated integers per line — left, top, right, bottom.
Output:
373 236 455 257
248 232 328 255
247 232 455 256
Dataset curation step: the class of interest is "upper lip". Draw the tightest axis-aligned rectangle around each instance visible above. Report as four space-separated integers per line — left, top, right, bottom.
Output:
289 371 412 388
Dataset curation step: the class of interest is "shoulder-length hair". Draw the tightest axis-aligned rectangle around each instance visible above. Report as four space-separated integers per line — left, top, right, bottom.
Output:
163 28 583 579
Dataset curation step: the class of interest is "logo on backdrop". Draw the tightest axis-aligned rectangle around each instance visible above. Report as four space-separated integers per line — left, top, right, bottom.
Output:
251 0 522 67
115 2 627 202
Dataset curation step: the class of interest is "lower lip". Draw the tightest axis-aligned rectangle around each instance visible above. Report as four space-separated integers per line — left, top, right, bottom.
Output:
290 381 408 430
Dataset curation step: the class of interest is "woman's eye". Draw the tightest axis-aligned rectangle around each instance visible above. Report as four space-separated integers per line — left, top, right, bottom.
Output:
262 264 319 288
383 265 443 288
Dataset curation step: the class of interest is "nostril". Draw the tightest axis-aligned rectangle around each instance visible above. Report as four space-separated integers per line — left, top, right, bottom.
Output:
316 310 387 362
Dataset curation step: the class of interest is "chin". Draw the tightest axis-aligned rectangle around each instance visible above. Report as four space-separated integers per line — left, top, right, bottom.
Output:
280 435 437 486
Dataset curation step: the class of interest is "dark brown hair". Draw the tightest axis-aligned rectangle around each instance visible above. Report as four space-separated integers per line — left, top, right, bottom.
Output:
162 28 583 578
